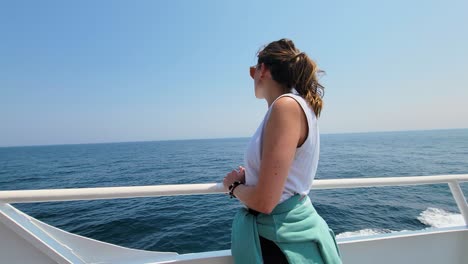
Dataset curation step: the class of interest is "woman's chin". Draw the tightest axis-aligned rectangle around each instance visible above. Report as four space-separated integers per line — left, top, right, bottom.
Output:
254 91 264 99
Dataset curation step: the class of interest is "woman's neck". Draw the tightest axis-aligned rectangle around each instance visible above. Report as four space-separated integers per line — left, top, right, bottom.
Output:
265 84 290 108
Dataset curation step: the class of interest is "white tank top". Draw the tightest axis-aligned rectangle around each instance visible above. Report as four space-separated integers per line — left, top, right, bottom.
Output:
243 89 320 206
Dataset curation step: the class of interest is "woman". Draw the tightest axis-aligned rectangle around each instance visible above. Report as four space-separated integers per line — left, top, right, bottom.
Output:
223 38 343 264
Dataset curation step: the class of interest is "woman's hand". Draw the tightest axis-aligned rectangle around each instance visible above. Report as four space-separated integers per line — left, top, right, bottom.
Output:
223 166 245 193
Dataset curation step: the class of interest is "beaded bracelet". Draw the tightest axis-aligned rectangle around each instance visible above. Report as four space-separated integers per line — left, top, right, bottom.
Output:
228 181 243 198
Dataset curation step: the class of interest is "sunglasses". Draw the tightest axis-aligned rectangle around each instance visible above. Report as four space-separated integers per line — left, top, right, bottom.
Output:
249 65 257 79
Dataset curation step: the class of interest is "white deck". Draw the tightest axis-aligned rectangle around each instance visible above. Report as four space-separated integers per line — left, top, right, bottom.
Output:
1 174 467 263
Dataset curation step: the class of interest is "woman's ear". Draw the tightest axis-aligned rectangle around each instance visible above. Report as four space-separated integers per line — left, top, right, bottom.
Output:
260 63 268 79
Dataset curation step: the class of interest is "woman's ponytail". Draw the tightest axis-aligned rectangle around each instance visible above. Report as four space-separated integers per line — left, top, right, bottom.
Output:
290 52 325 117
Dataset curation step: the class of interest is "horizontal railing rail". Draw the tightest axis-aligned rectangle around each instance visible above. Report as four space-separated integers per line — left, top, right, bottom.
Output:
1 174 467 225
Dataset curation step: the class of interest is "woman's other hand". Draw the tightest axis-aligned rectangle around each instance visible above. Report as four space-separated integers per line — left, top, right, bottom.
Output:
223 166 246 193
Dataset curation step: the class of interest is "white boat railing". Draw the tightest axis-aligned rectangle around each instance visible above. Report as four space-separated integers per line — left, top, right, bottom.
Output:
1 174 467 225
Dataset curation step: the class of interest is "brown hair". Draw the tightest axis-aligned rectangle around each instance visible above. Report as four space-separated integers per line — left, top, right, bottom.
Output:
256 38 325 117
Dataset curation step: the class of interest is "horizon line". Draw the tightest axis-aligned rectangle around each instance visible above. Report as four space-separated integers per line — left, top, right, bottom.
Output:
1 127 467 149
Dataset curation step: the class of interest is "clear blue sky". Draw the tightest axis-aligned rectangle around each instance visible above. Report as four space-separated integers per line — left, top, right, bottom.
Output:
1 0 467 147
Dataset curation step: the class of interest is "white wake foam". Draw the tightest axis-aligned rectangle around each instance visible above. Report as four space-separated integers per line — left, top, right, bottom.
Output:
417 207 464 228
336 207 464 239
336 228 389 238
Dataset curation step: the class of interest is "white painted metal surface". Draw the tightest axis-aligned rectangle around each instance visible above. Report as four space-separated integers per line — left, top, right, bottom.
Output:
1 174 467 263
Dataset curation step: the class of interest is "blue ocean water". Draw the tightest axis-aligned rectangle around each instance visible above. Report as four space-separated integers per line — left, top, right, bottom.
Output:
0 129 467 254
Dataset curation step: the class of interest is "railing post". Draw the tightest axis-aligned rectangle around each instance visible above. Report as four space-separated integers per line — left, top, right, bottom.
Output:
447 180 468 226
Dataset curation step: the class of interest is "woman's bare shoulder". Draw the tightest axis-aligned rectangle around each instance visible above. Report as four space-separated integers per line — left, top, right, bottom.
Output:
270 95 303 119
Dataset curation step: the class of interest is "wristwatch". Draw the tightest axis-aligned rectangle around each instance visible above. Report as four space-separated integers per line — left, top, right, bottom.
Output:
228 181 243 198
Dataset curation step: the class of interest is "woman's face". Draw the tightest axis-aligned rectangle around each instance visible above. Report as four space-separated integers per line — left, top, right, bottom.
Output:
250 63 266 99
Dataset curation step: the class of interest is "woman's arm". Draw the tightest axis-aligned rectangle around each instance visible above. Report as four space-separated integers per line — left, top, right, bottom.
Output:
232 97 305 214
